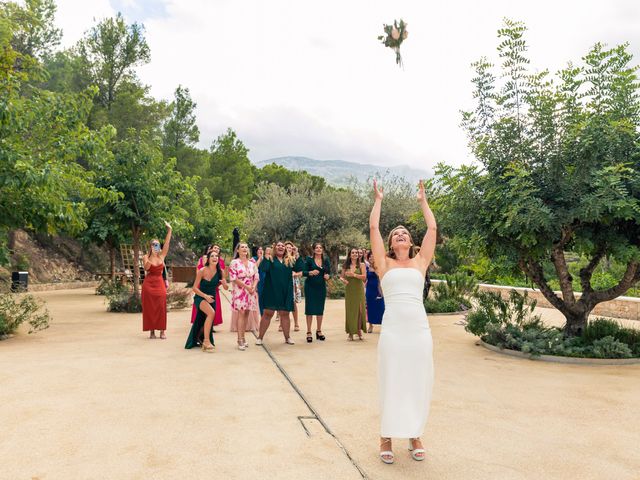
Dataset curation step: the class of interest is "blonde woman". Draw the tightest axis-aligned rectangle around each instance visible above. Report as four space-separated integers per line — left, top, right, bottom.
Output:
370 179 436 464
228 243 260 350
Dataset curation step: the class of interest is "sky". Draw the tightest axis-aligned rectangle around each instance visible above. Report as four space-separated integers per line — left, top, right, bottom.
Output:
53 0 640 172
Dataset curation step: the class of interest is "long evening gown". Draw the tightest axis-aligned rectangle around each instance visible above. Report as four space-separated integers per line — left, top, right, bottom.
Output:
185 272 220 349
190 257 225 327
344 267 366 334
259 257 304 312
303 256 331 316
378 268 433 438
366 265 385 325
141 263 167 331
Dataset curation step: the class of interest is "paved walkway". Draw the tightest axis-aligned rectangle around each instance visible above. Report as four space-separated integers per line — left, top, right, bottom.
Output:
1 288 638 480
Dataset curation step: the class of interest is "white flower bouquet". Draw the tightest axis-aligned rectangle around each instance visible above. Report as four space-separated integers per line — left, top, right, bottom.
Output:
377 19 409 67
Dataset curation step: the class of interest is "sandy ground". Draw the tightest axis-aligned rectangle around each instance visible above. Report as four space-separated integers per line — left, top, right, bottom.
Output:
1 288 639 480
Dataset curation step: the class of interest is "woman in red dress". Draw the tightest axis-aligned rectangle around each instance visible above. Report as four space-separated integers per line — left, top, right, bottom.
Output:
142 221 172 339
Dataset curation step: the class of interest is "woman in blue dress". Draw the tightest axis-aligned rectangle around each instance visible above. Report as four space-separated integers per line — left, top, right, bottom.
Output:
365 251 385 333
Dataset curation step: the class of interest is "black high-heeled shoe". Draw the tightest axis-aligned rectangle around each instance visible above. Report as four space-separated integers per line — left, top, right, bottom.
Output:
306 332 313 343
316 331 326 341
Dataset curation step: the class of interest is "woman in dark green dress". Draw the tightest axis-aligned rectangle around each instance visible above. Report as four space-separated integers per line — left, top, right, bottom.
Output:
185 251 228 351
255 241 304 345
341 247 367 341
303 242 331 343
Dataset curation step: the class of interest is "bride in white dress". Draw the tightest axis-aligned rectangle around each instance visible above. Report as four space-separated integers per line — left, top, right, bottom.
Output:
369 179 437 465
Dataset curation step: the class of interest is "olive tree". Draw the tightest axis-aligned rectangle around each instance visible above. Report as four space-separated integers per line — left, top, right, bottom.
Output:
438 20 640 336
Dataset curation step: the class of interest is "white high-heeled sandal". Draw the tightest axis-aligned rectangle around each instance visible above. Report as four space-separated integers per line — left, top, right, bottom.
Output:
408 438 425 461
380 438 394 464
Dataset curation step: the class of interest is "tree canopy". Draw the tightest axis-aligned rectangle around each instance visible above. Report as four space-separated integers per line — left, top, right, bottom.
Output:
437 19 640 335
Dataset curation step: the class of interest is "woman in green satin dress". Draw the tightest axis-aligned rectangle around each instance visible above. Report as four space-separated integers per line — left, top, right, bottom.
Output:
255 241 304 345
303 242 331 343
341 247 367 340
185 251 228 351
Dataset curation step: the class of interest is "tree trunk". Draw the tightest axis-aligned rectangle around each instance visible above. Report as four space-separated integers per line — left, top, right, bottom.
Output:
7 229 17 266
109 245 116 280
132 227 141 299
563 305 591 336
329 247 340 275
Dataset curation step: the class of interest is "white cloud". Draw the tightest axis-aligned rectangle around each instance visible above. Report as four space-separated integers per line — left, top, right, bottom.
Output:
53 0 640 171
55 0 115 47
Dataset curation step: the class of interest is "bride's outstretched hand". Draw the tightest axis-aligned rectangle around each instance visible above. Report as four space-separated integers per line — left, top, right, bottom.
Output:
373 179 384 201
417 180 426 203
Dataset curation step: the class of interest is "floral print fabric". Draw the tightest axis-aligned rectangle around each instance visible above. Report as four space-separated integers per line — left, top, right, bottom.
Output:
229 258 259 311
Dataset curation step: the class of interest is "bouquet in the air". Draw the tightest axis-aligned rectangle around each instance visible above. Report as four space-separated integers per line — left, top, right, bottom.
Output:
378 19 409 67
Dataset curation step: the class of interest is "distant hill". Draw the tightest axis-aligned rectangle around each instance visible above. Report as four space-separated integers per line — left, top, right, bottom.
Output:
255 156 430 187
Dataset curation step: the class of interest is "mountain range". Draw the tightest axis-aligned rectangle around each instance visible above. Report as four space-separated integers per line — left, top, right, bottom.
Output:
255 156 431 187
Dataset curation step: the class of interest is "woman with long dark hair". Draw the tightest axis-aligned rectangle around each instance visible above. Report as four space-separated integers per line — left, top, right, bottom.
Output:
370 179 436 464
340 247 366 341
303 242 331 343
255 241 304 345
142 221 172 339
185 251 228 351
190 244 212 324
209 244 226 330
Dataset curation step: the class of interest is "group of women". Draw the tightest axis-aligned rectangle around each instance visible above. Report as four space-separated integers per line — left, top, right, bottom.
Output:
140 179 437 467
182 239 333 351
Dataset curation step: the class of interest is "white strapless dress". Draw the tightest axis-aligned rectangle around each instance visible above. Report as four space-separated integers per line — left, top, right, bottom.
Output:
378 268 433 438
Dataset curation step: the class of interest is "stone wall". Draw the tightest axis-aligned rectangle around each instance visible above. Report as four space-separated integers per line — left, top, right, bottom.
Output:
28 281 99 292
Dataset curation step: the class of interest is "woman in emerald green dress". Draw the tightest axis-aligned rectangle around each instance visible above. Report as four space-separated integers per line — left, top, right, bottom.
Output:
255 241 304 345
341 247 367 341
185 251 228 352
303 242 331 343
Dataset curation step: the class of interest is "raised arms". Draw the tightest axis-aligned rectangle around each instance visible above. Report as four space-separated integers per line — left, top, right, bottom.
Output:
369 179 388 276
160 221 172 259
416 180 437 267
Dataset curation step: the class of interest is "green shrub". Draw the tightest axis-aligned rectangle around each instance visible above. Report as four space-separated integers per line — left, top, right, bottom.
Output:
465 289 540 336
433 272 478 302
13 253 30 271
613 328 640 355
425 297 470 313
466 291 639 358
326 276 346 299
582 318 621 343
96 278 128 296
0 292 50 337
167 284 192 310
588 336 633 359
107 291 142 313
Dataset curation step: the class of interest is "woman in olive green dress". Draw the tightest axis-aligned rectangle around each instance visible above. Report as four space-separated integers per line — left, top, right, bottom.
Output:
341 247 367 340
303 242 331 343
256 241 304 345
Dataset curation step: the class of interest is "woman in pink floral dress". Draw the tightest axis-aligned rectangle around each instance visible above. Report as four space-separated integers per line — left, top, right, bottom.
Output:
229 242 259 350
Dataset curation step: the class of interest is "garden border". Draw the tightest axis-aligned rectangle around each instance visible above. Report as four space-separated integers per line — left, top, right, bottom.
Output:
428 310 468 316
479 339 640 365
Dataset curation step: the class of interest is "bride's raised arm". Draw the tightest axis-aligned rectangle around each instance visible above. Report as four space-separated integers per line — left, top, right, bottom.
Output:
417 180 437 267
369 179 388 276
